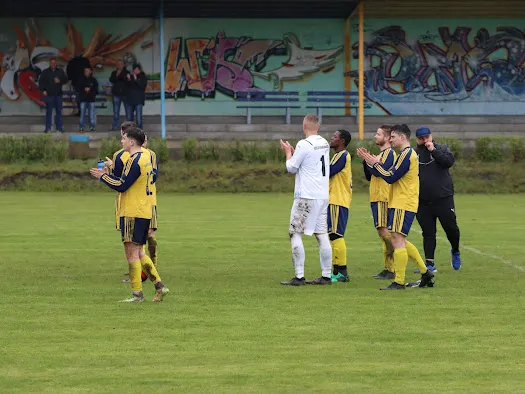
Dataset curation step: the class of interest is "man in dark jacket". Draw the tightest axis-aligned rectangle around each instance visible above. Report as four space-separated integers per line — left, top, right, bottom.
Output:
76 67 99 131
39 59 68 132
66 51 91 116
415 126 461 272
109 60 129 131
124 64 147 129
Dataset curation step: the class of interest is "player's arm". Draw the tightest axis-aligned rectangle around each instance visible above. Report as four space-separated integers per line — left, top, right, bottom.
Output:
150 150 158 183
112 152 125 178
362 160 372 181
431 143 455 168
330 151 348 177
365 149 395 179
100 155 141 192
371 149 411 184
286 141 309 174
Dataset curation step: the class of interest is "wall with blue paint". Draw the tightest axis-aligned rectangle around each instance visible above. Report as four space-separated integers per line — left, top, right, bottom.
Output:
350 19 525 115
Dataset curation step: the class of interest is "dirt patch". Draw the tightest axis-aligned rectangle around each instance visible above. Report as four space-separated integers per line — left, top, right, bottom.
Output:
0 171 91 188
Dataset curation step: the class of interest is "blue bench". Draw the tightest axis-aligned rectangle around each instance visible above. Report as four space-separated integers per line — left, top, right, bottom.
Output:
61 90 109 110
306 91 371 122
236 91 301 124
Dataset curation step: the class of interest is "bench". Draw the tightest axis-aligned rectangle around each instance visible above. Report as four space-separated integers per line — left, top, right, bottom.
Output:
61 90 109 110
306 91 371 122
236 91 301 124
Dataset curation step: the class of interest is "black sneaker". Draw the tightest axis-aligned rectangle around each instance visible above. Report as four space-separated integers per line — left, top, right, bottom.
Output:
419 270 435 288
281 277 306 286
90 127 96 132
373 270 388 279
380 282 405 290
306 276 332 285
79 128 84 132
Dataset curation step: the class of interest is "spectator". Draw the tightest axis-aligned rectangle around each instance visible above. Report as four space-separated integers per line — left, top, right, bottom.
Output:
76 67 99 132
39 59 68 133
66 50 91 116
109 60 130 131
124 64 147 129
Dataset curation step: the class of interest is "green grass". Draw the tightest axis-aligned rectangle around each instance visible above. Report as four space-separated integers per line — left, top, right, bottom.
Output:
0 193 524 393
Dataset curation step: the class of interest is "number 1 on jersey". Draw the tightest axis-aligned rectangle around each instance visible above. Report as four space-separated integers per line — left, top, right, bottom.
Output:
320 156 326 177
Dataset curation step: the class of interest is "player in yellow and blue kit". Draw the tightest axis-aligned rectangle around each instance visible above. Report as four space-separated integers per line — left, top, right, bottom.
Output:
327 129 352 283
359 124 435 290
91 126 169 303
106 122 160 282
363 125 397 280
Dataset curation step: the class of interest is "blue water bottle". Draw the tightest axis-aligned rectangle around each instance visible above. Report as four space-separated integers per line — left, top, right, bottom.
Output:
97 159 105 170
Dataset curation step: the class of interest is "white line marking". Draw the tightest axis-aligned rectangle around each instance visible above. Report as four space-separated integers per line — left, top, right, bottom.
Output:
412 228 525 273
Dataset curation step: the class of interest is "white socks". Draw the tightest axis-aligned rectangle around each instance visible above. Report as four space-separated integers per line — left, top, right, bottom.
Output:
316 233 333 278
290 233 305 278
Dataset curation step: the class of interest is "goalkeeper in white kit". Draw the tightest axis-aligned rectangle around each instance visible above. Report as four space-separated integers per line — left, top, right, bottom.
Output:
280 114 333 286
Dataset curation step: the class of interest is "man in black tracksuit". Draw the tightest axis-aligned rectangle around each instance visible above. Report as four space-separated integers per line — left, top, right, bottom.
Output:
415 126 462 272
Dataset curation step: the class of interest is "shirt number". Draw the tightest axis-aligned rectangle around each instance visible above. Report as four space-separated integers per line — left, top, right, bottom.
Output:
320 156 326 177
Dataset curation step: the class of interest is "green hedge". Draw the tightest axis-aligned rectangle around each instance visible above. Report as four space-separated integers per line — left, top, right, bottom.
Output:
0 135 68 163
2 135 525 164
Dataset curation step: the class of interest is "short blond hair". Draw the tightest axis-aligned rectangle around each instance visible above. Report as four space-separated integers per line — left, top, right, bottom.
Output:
303 113 320 129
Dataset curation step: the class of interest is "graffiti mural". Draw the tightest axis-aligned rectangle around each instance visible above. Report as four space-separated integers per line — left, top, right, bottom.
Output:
0 18 344 116
350 23 525 115
0 18 154 115
152 31 342 99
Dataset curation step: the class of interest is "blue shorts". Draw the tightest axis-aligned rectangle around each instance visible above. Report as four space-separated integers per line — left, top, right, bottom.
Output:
387 208 416 236
327 204 349 237
120 217 151 245
370 201 389 229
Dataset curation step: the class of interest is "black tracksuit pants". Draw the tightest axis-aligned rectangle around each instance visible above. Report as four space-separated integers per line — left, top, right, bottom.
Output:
416 196 460 261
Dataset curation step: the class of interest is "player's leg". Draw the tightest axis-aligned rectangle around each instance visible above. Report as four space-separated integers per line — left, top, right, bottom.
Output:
372 201 395 279
120 217 144 302
147 205 158 267
133 218 169 302
416 203 438 271
281 199 308 286
307 199 332 285
436 196 461 270
380 209 434 290
328 205 349 283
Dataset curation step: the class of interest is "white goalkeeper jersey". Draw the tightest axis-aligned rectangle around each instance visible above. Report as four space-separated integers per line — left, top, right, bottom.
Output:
286 135 330 200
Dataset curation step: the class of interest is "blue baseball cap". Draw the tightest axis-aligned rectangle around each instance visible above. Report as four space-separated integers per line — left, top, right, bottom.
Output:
415 126 431 138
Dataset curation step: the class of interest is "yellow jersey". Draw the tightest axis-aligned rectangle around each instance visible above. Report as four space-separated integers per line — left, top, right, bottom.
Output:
364 147 396 203
371 147 419 212
111 149 130 178
329 150 352 208
112 147 158 206
101 150 153 219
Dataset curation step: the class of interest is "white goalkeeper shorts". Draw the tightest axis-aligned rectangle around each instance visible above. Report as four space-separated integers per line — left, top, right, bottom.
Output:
289 198 329 236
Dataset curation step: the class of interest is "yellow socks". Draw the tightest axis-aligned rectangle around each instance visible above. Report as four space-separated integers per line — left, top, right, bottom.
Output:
140 255 161 283
128 260 143 293
381 237 394 272
406 241 427 274
331 237 347 267
393 248 408 285
147 236 158 267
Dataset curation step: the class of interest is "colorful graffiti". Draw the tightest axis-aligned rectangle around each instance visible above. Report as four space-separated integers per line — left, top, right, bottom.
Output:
0 19 152 111
350 24 525 115
159 31 342 98
0 18 344 115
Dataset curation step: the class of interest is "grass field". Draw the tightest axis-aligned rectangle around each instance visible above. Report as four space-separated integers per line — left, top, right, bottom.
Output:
1 192 524 393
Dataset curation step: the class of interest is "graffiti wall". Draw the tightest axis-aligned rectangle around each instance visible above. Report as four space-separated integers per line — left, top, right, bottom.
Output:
3 18 525 117
350 19 525 115
0 18 344 116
